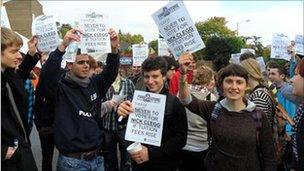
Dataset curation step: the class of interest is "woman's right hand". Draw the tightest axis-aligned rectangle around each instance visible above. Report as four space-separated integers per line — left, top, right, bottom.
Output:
178 52 193 75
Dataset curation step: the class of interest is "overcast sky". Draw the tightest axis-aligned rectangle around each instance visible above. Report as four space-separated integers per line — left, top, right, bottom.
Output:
39 0 303 46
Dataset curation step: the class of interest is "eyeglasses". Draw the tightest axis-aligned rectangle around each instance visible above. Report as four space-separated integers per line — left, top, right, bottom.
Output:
76 60 90 65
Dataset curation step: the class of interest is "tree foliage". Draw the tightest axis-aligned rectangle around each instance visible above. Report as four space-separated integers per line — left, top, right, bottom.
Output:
148 39 158 54
195 17 235 43
56 22 72 39
118 30 144 53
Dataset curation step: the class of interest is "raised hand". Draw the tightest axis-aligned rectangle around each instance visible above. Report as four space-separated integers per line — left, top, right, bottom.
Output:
59 28 83 52
109 28 120 53
27 36 38 56
178 52 193 75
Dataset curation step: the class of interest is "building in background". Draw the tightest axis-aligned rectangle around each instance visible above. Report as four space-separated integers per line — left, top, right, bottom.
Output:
3 0 43 38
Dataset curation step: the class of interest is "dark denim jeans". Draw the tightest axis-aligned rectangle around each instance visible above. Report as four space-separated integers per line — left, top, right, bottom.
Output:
57 154 104 171
103 129 131 171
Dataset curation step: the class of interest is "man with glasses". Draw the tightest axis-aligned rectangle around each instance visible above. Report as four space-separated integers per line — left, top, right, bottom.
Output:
40 28 120 171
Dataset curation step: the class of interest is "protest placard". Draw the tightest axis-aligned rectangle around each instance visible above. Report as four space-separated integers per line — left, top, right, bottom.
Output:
256 56 266 72
158 37 171 56
32 15 59 52
79 12 111 54
241 48 255 55
230 53 241 64
271 33 290 61
294 35 304 56
132 44 149 66
152 1 205 59
1 6 11 29
125 90 166 147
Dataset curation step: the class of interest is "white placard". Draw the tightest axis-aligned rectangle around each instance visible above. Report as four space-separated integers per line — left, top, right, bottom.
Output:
241 48 255 55
294 35 304 56
256 56 266 72
230 53 241 64
32 15 60 52
1 6 11 29
79 12 111 54
158 37 171 56
271 33 290 61
152 1 205 59
132 44 149 66
125 90 166 147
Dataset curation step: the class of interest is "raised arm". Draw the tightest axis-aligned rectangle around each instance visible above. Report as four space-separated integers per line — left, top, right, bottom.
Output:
92 28 120 97
17 36 40 79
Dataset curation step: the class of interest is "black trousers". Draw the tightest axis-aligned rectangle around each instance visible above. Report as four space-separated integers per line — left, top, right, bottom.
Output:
179 149 208 171
103 129 131 171
39 132 55 171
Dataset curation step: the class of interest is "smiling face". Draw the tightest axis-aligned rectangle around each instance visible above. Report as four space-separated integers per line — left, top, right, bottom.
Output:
222 76 247 101
143 69 165 93
1 44 22 69
72 55 90 78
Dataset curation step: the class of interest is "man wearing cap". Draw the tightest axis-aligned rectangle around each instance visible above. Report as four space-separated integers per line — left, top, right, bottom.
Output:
40 28 120 170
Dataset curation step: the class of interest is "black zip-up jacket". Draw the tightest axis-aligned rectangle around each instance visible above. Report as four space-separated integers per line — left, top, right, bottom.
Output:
131 88 188 171
41 48 119 154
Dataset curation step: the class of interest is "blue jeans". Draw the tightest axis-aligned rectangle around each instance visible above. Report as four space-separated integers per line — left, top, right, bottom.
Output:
57 153 104 171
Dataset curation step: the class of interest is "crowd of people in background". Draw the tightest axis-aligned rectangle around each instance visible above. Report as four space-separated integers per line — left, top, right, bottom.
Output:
2 25 303 171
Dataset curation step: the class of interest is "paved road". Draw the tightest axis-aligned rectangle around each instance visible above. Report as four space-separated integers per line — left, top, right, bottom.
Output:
30 125 58 171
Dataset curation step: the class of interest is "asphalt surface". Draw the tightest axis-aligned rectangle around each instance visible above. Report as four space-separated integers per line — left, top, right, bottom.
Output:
30 125 59 171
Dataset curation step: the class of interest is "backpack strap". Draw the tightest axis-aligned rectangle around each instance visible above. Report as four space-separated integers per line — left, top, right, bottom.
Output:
208 102 222 146
252 109 262 146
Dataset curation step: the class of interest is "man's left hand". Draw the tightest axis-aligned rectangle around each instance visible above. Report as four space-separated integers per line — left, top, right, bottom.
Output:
109 28 120 53
130 145 149 164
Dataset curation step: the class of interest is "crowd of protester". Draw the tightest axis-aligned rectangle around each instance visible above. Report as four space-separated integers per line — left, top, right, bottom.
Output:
1 25 303 171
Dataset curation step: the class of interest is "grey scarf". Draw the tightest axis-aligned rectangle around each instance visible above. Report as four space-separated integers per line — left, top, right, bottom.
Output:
65 71 91 87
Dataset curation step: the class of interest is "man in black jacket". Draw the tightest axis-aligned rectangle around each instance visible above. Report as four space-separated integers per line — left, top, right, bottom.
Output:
1 27 40 171
117 57 187 171
40 28 120 171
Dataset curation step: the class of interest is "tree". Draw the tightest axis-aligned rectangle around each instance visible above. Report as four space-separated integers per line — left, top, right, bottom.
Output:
119 30 144 44
204 36 231 71
204 36 245 71
148 39 158 54
57 23 72 39
195 17 235 43
118 30 144 54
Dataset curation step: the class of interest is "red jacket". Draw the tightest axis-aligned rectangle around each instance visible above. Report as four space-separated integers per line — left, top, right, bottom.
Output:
169 69 193 96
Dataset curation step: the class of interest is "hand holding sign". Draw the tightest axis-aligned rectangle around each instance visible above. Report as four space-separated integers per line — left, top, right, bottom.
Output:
178 52 193 74
117 100 134 118
59 28 82 52
27 36 39 57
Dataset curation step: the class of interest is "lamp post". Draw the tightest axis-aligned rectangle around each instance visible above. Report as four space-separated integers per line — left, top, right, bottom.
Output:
236 19 250 36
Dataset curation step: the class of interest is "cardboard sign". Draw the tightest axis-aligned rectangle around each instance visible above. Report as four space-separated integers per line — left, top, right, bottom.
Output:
152 1 205 59
79 12 111 54
230 53 241 64
256 56 266 72
271 33 290 61
294 35 304 56
125 90 166 147
158 37 171 56
1 6 11 29
32 15 60 52
241 48 255 55
132 44 149 66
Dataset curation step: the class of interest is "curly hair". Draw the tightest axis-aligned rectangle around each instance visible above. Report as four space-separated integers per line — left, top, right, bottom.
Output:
141 57 168 76
192 66 215 86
